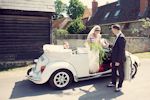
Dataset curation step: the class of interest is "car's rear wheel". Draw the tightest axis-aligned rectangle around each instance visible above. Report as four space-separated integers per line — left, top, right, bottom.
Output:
49 69 73 89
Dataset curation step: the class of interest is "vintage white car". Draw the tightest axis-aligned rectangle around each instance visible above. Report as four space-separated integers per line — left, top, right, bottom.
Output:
27 44 140 89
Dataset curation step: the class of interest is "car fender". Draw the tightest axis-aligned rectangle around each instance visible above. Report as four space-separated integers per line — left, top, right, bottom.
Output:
130 55 140 67
41 61 78 83
126 51 140 67
124 53 140 81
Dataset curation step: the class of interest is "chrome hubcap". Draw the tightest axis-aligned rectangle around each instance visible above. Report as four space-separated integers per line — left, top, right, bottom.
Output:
54 72 70 88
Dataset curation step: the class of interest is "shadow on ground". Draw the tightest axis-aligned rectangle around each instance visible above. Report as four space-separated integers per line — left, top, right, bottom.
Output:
79 78 123 100
10 77 123 100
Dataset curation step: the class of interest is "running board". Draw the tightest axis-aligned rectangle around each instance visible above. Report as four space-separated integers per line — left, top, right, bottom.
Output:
77 72 111 81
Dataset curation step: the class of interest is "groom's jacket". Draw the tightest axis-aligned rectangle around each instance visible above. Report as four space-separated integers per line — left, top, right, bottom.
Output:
111 33 126 63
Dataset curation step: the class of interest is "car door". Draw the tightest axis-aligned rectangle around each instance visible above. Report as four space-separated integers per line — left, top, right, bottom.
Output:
124 54 132 81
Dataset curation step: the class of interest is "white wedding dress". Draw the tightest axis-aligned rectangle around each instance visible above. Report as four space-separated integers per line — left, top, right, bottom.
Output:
86 37 101 74
88 47 99 73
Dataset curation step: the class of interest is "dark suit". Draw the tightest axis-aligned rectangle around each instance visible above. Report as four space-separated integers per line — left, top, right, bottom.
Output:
111 33 126 88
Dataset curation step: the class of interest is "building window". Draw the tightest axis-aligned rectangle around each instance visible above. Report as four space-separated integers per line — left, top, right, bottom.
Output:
114 10 120 17
116 3 120 6
104 12 110 19
116 0 120 7
118 0 120 5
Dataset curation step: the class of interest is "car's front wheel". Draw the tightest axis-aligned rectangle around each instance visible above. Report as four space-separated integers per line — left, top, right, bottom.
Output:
49 69 73 89
116 63 137 79
131 63 137 78
27 68 32 75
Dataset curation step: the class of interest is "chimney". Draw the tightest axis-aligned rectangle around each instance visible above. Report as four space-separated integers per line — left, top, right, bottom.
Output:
140 0 148 16
92 0 98 16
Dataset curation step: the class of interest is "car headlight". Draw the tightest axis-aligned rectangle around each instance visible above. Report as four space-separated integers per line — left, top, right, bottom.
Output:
34 59 38 63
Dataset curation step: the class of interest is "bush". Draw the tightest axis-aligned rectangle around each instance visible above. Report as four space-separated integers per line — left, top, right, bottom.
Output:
67 0 85 19
67 18 85 34
53 29 68 39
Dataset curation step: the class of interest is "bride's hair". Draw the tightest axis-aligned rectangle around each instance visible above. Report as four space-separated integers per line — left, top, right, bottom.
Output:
87 25 101 40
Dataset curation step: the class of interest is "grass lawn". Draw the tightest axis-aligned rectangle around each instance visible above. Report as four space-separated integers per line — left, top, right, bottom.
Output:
134 52 150 59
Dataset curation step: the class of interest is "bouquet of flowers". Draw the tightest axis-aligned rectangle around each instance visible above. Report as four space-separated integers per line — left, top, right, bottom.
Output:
88 41 105 64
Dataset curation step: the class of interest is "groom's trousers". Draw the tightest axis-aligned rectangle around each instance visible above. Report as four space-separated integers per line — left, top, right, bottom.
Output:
111 62 125 88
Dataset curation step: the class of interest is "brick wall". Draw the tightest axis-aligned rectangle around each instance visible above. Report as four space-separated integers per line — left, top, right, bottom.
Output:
56 37 150 53
100 21 150 37
109 37 150 53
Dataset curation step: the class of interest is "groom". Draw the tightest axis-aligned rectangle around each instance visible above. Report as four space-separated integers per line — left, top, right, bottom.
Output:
107 24 126 92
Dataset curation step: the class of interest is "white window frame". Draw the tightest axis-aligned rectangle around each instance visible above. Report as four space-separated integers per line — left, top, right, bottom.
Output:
104 12 110 19
114 10 120 17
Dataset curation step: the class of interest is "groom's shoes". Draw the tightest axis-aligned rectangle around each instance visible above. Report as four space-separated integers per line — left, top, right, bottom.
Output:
107 82 116 87
107 82 122 92
115 87 122 92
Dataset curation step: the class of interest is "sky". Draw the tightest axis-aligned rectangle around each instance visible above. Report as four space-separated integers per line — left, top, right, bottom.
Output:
61 0 117 8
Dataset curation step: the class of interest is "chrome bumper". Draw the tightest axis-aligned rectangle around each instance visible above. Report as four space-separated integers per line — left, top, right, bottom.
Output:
26 67 41 83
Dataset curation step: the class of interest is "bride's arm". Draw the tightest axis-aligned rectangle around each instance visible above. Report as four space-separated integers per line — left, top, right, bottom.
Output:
100 38 109 48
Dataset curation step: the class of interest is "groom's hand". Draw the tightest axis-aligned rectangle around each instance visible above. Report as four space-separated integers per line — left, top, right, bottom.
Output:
115 62 120 66
110 63 112 67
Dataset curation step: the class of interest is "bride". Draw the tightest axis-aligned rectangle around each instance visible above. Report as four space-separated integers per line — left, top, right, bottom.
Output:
86 25 109 73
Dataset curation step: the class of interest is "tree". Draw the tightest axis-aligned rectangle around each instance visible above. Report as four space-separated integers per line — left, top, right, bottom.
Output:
54 0 67 20
142 18 150 29
67 18 85 34
131 18 150 37
67 0 85 19
142 18 150 37
53 29 68 39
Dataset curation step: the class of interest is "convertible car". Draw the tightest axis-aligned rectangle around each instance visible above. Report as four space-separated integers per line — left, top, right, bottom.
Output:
27 44 140 89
